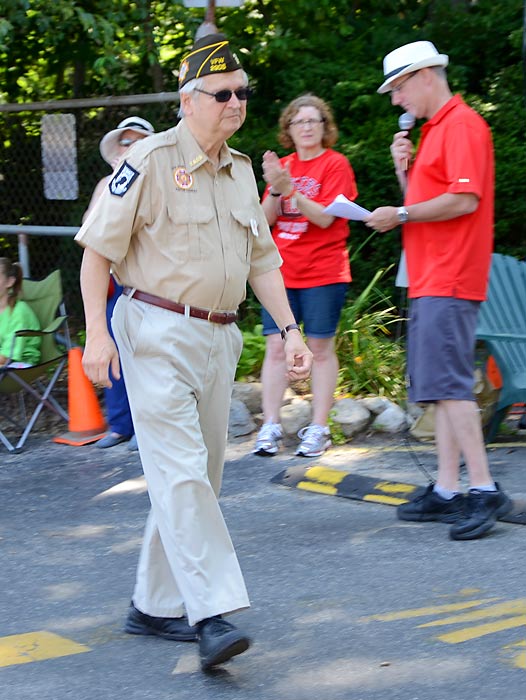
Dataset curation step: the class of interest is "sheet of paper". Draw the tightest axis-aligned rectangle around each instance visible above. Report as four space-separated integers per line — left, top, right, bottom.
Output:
323 194 371 221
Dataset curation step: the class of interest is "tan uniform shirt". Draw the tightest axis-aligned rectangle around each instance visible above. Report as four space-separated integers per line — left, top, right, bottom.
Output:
76 120 282 311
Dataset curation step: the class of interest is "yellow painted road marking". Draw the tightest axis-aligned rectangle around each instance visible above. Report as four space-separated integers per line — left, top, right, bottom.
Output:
361 595 525 670
436 615 526 644
419 599 526 627
500 641 526 670
361 599 500 622
0 631 90 668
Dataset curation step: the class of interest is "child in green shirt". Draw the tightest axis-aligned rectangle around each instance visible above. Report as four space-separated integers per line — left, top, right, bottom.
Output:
0 258 41 367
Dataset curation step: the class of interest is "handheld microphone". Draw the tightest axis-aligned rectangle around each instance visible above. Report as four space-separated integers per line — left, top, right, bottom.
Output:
398 112 415 171
398 111 416 131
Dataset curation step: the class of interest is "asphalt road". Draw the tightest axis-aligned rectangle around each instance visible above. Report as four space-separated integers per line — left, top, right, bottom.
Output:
1 427 525 700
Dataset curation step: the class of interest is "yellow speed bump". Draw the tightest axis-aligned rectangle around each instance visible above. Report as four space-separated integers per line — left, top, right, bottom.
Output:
271 466 526 524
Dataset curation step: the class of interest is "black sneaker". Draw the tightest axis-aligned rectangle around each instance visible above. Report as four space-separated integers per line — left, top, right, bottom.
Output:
449 488 506 540
397 484 464 523
493 482 513 519
198 616 251 671
124 602 197 641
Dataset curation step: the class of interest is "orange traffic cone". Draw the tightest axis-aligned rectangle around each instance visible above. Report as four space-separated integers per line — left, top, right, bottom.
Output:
53 347 108 446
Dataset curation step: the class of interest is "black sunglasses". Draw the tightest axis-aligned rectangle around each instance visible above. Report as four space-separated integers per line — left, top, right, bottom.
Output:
194 87 253 103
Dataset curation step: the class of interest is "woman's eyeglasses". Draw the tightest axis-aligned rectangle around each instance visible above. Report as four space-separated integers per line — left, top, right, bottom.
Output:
194 87 253 103
288 118 324 128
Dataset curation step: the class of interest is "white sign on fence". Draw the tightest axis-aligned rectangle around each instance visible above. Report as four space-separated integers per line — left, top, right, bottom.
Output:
41 114 79 201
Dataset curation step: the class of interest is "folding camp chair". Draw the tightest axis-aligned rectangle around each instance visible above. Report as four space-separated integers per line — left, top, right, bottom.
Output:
0 270 71 451
476 253 526 441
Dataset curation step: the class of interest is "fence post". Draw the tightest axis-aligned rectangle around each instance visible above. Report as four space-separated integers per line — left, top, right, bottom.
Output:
17 233 31 278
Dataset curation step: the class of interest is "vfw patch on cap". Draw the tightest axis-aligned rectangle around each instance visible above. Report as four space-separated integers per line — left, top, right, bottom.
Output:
179 60 190 85
109 161 140 197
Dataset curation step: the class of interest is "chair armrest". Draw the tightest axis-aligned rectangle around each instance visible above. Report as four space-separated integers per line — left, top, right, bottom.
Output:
476 332 526 343
8 315 69 361
13 315 68 339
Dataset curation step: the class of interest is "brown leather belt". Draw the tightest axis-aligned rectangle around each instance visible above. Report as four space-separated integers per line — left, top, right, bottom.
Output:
123 288 238 325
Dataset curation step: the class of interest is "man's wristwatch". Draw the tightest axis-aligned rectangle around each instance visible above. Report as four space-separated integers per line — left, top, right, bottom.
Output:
397 206 409 223
280 323 301 341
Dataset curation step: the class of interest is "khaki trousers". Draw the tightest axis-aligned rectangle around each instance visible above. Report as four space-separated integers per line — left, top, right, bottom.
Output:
112 295 250 626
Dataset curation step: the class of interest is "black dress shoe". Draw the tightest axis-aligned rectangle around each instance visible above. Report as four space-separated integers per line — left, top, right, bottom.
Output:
197 616 251 671
124 602 197 641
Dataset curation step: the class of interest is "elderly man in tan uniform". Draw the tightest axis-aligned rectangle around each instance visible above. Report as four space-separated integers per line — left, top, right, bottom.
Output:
76 33 312 672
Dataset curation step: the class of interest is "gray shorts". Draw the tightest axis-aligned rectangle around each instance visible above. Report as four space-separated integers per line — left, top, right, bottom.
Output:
407 297 481 403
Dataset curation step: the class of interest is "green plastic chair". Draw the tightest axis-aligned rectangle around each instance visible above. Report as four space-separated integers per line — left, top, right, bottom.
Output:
0 270 71 451
476 253 526 441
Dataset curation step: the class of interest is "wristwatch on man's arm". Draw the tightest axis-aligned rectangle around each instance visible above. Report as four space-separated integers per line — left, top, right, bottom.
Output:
397 206 409 223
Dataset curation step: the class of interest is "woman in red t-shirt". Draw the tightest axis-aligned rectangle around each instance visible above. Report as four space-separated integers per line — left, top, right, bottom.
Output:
253 94 358 459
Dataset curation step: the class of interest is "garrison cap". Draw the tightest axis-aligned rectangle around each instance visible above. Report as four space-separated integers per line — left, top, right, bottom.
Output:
178 33 243 89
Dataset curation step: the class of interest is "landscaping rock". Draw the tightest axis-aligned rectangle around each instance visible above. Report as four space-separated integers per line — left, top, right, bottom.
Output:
280 398 312 436
228 382 413 444
331 398 371 437
228 398 256 438
371 402 409 433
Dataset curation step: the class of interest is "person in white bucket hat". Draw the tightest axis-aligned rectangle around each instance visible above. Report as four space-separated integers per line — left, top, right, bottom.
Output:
99 116 155 167
365 41 512 541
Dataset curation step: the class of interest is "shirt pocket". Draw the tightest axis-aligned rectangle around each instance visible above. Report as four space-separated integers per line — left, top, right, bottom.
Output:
166 202 215 261
230 208 256 263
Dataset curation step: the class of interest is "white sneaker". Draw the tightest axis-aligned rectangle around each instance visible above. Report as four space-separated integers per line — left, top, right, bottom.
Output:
295 424 331 458
253 422 283 456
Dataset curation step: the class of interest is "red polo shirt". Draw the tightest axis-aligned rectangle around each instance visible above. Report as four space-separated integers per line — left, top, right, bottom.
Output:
404 95 494 300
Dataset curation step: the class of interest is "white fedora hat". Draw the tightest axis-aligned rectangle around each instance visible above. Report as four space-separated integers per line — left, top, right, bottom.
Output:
99 116 155 165
377 41 449 94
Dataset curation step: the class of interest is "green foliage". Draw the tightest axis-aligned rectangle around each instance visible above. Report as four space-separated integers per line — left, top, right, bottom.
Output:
335 269 406 401
235 323 266 380
327 410 348 446
234 267 407 404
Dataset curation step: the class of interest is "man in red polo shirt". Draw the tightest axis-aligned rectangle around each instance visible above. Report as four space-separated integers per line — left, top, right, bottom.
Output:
365 41 511 540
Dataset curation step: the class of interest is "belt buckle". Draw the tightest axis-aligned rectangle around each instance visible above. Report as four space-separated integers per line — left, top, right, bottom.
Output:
207 310 215 322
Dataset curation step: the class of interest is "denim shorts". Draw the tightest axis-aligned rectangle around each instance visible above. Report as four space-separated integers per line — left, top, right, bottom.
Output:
261 283 349 338
407 296 480 403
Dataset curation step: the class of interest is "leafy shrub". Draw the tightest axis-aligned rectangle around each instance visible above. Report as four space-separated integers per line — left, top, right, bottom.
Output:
335 269 406 401
235 323 266 380
236 268 407 404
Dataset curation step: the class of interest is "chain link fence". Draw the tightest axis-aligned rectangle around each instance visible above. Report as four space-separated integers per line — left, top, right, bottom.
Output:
0 94 180 334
